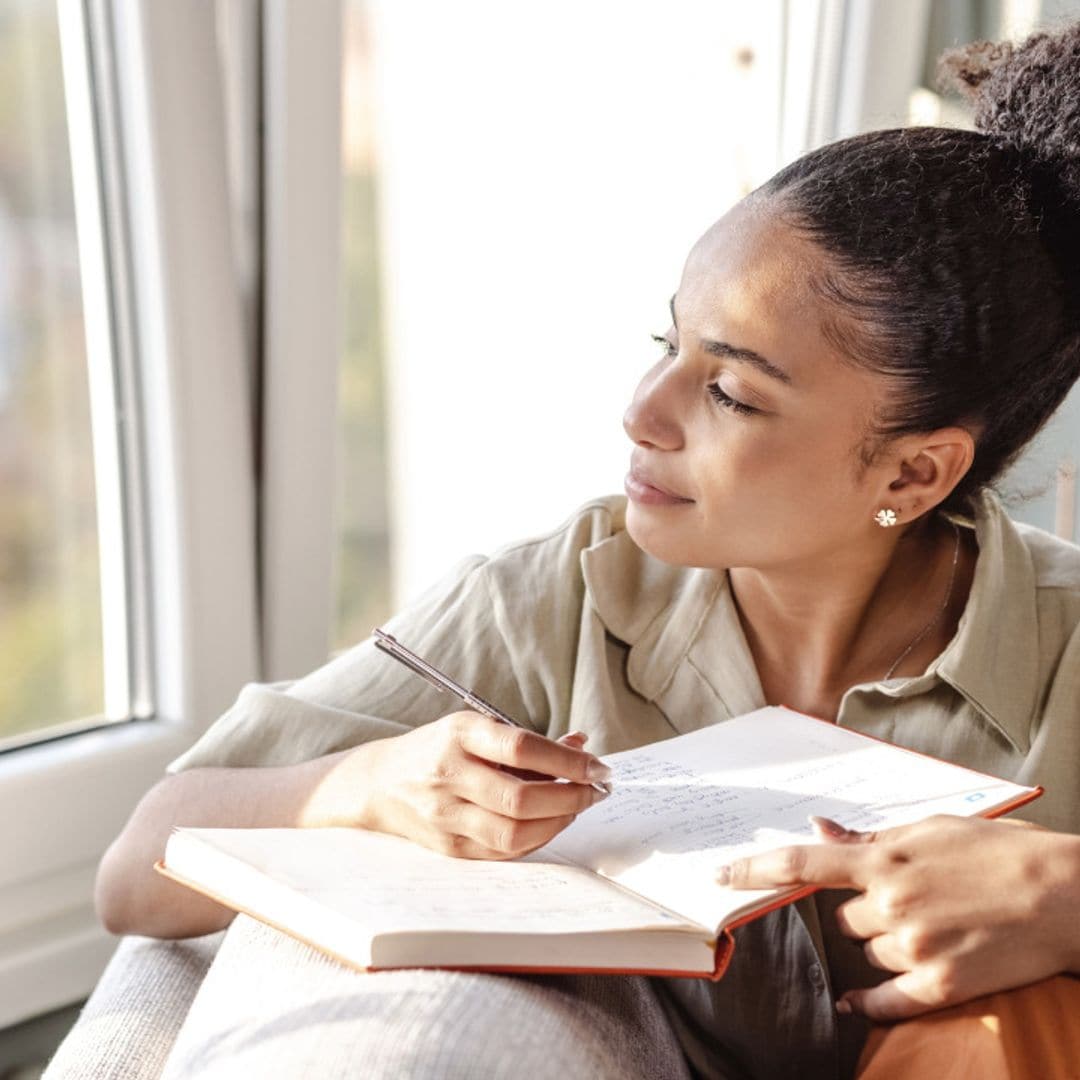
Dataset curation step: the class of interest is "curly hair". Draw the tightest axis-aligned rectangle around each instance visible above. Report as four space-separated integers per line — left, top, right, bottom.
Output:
760 21 1080 515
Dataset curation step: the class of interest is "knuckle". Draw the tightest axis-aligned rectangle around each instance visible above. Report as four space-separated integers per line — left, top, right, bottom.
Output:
503 728 531 760
899 925 933 964
726 859 749 888
1016 863 1048 915
870 847 903 878
925 963 959 1007
1007 817 1042 833
499 785 527 819
877 886 911 922
494 823 524 853
429 796 458 823
441 711 468 738
834 900 855 936
434 733 461 763
436 832 467 858
863 939 886 970
778 846 808 881
507 822 533 852
428 760 457 787
925 813 954 830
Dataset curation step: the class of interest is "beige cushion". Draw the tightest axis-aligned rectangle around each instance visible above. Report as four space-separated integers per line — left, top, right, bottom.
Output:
43 932 223 1080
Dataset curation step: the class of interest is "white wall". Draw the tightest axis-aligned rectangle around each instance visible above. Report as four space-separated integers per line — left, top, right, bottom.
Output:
369 0 784 602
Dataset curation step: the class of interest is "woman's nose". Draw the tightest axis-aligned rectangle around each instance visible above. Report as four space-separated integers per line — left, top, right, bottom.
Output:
622 358 685 451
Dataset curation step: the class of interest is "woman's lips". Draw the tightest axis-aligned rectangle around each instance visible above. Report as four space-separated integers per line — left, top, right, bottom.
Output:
624 468 693 506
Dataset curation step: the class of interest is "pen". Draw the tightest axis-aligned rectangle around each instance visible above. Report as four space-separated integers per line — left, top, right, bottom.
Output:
372 627 612 795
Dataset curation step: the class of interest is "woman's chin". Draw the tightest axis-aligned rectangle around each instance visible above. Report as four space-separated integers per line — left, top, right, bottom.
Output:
625 502 698 565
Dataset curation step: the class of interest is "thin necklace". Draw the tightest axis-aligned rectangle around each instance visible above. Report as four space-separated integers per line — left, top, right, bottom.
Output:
883 520 962 681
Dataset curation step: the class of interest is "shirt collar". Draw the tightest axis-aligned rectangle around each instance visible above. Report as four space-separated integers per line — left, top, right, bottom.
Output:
582 493 1041 750
581 521 765 735
926 492 1040 752
581 527 725 705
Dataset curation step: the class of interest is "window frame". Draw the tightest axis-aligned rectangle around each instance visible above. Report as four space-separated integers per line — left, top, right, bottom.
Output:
259 0 344 683
0 0 259 1027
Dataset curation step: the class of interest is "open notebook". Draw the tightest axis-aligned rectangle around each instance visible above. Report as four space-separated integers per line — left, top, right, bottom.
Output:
158 706 1040 979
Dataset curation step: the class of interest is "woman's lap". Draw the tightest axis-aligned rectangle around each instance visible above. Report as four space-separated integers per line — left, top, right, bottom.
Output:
158 915 693 1080
49 914 1080 1079
160 902 847 1080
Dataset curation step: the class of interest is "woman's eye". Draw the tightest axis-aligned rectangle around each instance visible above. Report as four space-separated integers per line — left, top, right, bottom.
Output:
651 333 676 357
708 382 757 416
649 333 757 416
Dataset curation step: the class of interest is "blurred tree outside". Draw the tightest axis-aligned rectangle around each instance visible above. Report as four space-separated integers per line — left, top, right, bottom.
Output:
0 1 105 742
334 0 392 652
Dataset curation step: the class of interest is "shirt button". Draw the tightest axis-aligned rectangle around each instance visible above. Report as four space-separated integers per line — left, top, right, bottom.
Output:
808 963 827 993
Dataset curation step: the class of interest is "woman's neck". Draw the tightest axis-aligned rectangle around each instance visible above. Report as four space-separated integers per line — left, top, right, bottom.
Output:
729 515 977 721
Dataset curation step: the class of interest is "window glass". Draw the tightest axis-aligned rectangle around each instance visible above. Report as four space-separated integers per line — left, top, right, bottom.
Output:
0 1 104 744
910 0 1080 540
912 0 1080 123
334 0 392 650
335 4 777 613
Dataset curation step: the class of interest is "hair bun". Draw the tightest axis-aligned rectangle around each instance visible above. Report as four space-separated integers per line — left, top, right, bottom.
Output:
937 22 1080 209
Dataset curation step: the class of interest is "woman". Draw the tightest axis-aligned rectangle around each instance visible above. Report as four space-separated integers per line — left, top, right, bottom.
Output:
95 24 1080 1080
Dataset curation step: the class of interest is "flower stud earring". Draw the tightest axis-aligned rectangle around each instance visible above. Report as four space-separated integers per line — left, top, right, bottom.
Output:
875 508 898 527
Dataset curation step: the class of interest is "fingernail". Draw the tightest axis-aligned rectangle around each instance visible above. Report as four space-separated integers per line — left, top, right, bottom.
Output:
568 730 588 742
836 999 852 1016
716 865 731 885
809 815 848 838
592 785 611 802
586 760 612 781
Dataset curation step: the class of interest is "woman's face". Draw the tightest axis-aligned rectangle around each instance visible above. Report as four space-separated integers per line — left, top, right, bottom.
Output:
623 197 893 572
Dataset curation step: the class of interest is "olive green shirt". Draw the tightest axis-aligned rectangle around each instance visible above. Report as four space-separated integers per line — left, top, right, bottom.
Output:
168 492 1080 1079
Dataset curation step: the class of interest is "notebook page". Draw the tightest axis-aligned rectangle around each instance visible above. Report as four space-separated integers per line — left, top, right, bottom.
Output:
177 826 693 936
541 707 1036 932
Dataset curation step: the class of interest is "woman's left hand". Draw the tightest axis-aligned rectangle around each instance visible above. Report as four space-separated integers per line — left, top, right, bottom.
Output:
717 814 1080 1021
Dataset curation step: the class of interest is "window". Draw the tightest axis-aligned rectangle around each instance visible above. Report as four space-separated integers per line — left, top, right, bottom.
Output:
335 2 783 609
0 2 258 1028
910 0 1080 126
335 0 392 651
0 1 104 749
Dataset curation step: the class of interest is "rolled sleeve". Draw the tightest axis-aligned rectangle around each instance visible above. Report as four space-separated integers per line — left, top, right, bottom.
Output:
167 553 541 773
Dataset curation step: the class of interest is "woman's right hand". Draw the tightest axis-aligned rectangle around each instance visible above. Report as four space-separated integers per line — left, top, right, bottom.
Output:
305 712 611 860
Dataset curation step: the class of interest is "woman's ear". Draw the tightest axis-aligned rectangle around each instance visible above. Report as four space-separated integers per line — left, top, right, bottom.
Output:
885 427 975 514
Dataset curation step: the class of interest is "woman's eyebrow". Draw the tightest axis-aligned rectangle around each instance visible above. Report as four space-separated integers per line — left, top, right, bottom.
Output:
669 294 793 386
702 340 793 385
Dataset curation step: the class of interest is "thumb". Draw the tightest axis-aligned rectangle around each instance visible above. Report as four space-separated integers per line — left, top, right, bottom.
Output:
557 731 589 748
